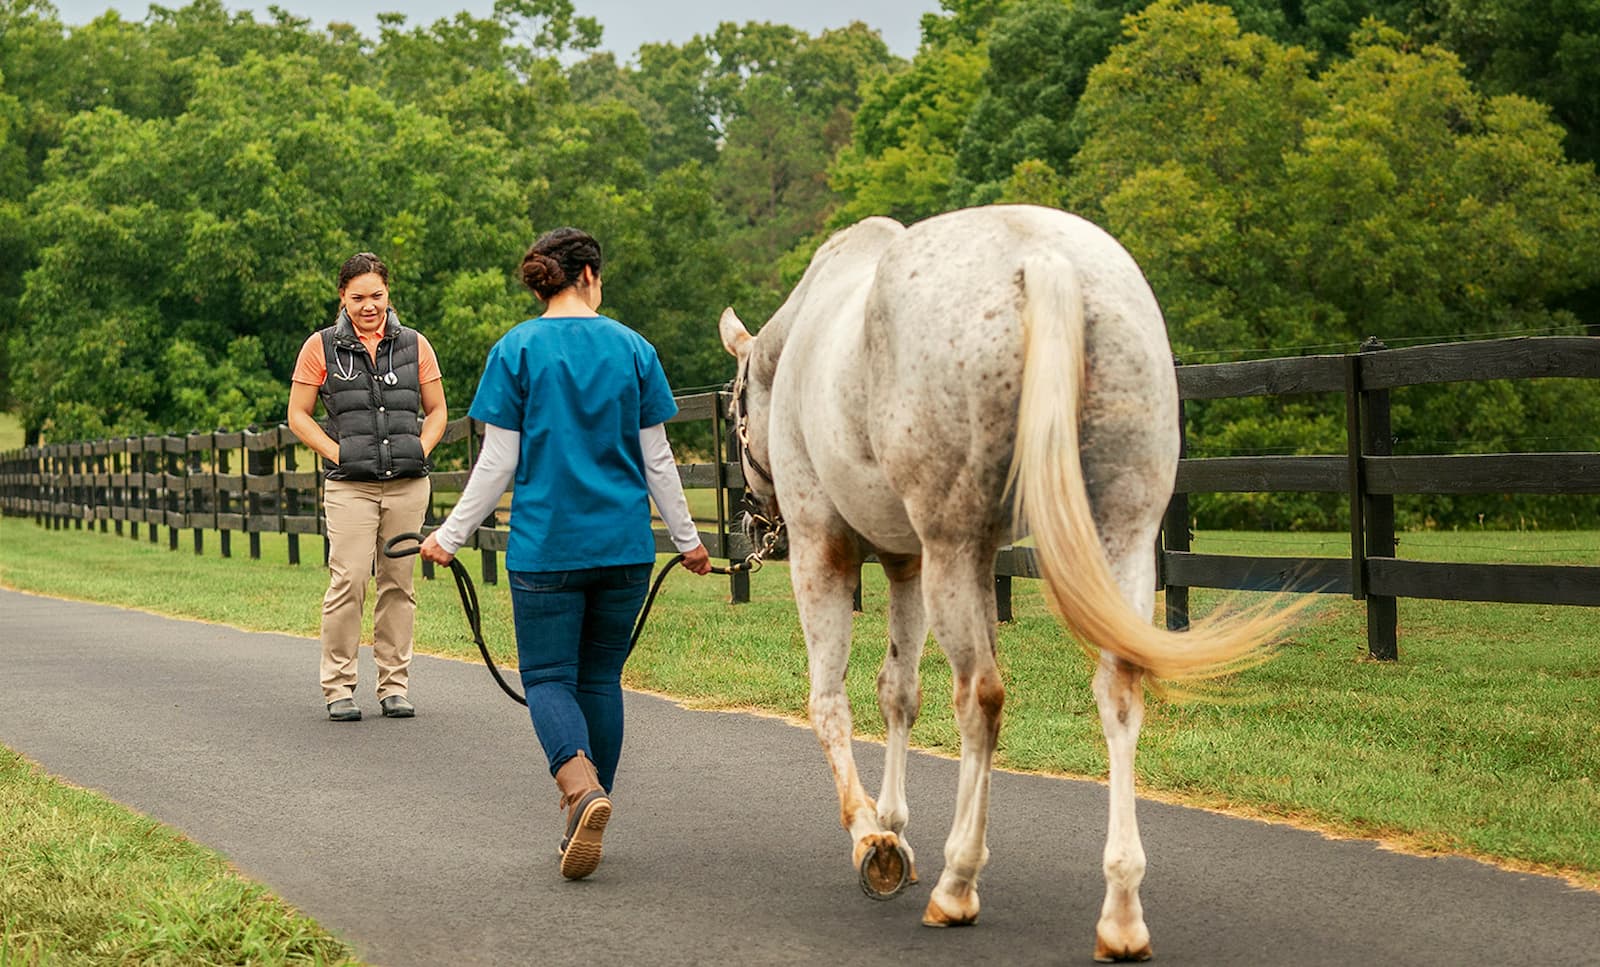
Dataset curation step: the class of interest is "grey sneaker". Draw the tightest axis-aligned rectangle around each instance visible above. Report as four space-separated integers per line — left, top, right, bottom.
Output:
380 695 415 718
327 698 362 722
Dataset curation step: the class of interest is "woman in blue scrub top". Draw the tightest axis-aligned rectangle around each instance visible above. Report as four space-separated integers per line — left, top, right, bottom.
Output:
420 227 711 880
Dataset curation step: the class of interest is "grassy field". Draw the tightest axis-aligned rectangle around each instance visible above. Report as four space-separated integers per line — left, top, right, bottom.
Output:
0 747 355 964
1 520 1597 962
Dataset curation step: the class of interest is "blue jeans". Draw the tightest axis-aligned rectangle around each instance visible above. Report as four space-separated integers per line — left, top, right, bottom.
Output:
508 563 652 792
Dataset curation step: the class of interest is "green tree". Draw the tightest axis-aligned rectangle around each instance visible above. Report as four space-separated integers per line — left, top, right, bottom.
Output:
371 4 573 138
1069 2 1600 527
952 0 1141 204
0 68 26 411
1425 0 1600 165
827 38 988 225
711 23 896 302
11 53 528 439
568 20 897 322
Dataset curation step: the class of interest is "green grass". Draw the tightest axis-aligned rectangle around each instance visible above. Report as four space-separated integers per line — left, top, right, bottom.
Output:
2 520 1598 896
0 747 356 965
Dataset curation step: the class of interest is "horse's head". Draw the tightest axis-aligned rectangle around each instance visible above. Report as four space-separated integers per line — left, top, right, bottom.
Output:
719 307 786 559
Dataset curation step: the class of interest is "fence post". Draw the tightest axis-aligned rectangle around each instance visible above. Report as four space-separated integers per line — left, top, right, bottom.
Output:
94 443 109 533
421 482 436 582
144 437 161 544
1162 361 1191 631
128 438 142 541
109 442 123 536
218 444 233 558
466 420 499 586
994 574 1013 623
32 446 44 528
164 437 181 551
188 436 205 556
38 447 49 529
70 444 84 530
246 430 271 560
283 430 301 566
49 445 63 531
65 445 75 526
1357 337 1397 660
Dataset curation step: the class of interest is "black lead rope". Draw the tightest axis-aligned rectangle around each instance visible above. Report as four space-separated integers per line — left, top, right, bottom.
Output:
383 534 746 707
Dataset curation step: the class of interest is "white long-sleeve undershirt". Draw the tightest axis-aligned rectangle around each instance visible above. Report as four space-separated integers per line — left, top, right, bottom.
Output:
431 422 701 556
639 423 702 552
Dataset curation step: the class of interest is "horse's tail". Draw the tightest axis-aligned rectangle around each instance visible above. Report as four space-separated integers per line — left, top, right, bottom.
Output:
1007 253 1293 682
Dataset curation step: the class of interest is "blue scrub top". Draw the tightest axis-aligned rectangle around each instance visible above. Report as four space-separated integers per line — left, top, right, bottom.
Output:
468 314 679 572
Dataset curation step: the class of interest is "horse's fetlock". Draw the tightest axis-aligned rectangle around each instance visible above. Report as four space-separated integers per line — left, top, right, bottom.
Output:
877 804 908 833
1103 850 1146 889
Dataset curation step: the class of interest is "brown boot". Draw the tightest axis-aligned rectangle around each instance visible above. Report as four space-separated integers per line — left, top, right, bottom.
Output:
555 752 611 880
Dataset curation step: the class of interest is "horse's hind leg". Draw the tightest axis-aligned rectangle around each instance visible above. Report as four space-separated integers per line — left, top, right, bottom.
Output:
875 552 927 887
791 525 909 892
920 543 1004 927
1093 548 1157 962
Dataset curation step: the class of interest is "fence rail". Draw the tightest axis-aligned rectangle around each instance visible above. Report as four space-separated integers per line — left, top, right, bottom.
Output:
5 336 1598 658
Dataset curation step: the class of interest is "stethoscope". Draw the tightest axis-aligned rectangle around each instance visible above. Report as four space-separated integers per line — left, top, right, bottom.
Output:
331 311 399 385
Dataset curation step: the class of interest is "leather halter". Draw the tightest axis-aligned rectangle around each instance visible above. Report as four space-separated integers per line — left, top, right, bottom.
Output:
730 356 775 490
728 355 787 564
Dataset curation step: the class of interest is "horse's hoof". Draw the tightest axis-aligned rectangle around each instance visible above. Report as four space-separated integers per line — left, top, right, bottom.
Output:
1092 946 1153 963
1094 934 1153 962
857 841 912 900
921 889 979 927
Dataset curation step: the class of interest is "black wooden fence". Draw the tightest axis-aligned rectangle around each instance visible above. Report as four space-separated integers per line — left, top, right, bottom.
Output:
4 336 1598 659
0 390 760 602
1151 335 1600 659
985 335 1600 657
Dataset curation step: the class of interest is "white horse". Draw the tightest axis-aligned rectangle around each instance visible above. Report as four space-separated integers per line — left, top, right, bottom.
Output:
719 205 1291 960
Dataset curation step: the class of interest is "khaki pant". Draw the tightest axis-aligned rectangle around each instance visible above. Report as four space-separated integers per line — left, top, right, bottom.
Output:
320 476 431 703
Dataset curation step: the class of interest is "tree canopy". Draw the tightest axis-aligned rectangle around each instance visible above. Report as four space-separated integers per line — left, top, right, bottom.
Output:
4 0 1597 527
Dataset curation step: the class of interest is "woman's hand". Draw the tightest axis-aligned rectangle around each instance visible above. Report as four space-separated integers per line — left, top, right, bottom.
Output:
419 532 455 566
681 544 712 575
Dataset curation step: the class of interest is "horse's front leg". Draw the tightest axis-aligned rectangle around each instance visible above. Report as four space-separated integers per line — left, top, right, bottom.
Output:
791 526 910 896
875 552 927 889
920 545 1004 927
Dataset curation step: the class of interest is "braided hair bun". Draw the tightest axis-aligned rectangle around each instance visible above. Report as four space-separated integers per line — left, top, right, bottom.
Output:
521 228 602 301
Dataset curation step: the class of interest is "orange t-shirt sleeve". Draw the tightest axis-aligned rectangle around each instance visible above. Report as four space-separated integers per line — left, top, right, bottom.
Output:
292 333 326 386
417 332 442 385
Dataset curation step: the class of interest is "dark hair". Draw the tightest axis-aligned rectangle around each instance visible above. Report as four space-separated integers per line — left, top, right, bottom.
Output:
520 228 602 301
338 251 389 291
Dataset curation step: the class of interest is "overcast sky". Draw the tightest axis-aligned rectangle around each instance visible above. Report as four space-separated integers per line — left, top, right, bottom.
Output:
46 0 941 60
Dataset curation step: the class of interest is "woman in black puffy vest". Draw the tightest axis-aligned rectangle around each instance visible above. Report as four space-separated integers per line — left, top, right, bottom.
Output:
287 252 449 722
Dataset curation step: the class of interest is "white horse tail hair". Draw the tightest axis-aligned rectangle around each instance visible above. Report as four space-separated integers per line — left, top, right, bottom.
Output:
1008 253 1297 682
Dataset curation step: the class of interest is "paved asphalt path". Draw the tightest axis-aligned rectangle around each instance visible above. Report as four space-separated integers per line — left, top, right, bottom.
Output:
4 587 1599 966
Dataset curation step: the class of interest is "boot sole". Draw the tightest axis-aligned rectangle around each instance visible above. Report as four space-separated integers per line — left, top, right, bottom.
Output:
560 795 611 880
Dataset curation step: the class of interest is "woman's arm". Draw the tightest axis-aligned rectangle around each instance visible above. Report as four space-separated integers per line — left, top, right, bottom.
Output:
419 379 448 456
420 423 519 563
641 423 711 574
287 382 339 463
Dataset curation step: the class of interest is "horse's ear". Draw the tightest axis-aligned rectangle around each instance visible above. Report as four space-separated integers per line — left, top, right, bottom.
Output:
719 307 753 358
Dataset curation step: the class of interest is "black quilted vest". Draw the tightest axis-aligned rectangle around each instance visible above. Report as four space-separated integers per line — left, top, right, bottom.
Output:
316 308 428 481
